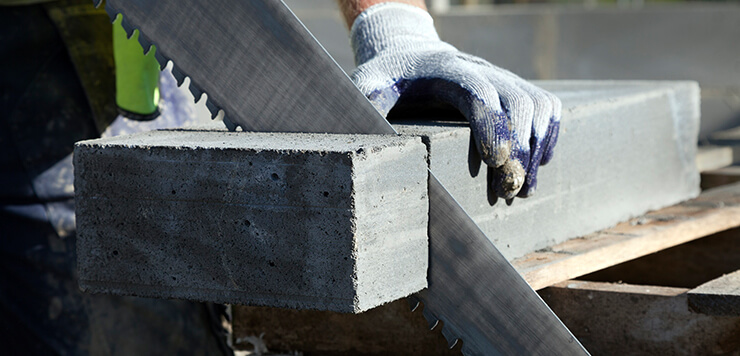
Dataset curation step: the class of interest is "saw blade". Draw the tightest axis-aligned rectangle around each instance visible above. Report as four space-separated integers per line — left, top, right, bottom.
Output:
96 0 588 354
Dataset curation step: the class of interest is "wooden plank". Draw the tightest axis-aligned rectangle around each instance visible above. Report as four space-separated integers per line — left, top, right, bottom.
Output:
579 227 740 289
689 270 740 316
233 299 461 355
540 280 740 355
709 125 740 146
548 280 689 299
513 181 740 290
702 165 740 190
696 145 734 172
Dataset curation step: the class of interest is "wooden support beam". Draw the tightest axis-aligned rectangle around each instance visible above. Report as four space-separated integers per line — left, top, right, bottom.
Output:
512 181 740 290
540 280 740 355
696 145 736 172
709 125 740 146
233 299 460 356
579 227 740 289
689 270 740 316
702 165 740 190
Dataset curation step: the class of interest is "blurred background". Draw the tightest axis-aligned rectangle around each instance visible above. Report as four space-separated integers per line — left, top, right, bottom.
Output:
284 0 740 143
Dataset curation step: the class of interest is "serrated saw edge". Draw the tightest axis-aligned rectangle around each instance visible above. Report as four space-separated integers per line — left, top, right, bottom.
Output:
97 0 237 129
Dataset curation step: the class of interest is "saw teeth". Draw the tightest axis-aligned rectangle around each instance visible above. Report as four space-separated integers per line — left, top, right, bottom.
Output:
103 8 230 127
223 117 238 131
154 52 168 71
104 4 117 22
447 338 460 350
171 66 186 87
440 324 461 349
421 304 436 323
119 17 137 40
407 296 421 312
421 304 440 330
413 297 466 353
137 34 154 56
189 84 204 104
142 45 155 56
205 100 222 120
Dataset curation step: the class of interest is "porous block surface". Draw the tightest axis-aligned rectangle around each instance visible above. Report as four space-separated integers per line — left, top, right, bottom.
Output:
396 80 701 261
75 130 429 313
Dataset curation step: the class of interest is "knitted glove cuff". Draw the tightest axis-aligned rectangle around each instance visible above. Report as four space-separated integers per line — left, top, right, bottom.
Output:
350 3 441 65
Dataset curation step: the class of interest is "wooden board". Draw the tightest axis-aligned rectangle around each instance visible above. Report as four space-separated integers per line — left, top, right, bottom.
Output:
579 227 740 288
233 299 461 356
702 165 740 190
513 181 740 290
696 145 735 172
709 125 740 146
539 280 740 355
689 270 740 316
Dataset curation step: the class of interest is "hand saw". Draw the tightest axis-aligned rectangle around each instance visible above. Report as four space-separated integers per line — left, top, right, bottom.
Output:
94 1 588 354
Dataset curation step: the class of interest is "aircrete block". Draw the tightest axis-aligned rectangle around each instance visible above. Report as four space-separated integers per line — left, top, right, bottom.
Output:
75 130 429 313
396 80 701 261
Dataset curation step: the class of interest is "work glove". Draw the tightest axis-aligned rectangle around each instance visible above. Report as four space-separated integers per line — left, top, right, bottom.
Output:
349 3 561 199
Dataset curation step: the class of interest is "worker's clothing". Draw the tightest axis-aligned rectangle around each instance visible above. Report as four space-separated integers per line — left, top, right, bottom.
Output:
0 4 229 355
112 14 161 118
3 0 162 120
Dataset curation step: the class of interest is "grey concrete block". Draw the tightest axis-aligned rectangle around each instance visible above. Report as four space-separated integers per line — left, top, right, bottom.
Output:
689 270 740 316
395 80 701 261
75 130 429 313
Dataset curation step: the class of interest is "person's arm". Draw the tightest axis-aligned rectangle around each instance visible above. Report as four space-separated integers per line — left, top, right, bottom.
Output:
335 0 561 199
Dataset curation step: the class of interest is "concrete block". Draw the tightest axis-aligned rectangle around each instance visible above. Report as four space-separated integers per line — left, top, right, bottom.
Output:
395 80 701 261
689 270 740 316
75 130 429 313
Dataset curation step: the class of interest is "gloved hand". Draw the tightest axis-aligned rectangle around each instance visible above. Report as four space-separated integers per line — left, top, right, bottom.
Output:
349 3 561 199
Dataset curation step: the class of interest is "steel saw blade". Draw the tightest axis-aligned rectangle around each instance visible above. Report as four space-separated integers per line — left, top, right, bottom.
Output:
95 0 588 354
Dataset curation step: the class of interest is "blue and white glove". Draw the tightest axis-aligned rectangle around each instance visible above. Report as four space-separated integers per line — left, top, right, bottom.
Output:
350 3 561 199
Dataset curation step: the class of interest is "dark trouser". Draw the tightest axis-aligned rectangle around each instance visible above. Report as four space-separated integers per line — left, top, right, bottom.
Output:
0 5 230 355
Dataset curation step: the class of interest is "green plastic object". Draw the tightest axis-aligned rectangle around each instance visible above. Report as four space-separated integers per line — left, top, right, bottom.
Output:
113 15 159 116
